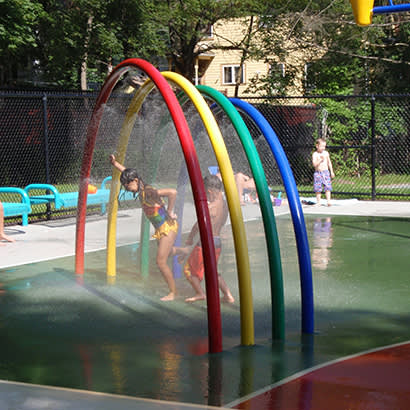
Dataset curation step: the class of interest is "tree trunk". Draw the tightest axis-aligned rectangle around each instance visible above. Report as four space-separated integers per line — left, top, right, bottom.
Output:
80 15 94 91
234 16 254 98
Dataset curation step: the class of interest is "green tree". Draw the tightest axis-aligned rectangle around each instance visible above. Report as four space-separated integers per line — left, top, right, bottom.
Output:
147 0 270 81
105 0 167 62
2 0 409 92
365 14 410 93
36 0 121 89
250 0 410 95
0 0 43 86
1 0 159 89
238 0 410 96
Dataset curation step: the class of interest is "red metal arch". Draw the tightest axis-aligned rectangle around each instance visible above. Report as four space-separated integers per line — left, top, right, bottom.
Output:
74 58 222 353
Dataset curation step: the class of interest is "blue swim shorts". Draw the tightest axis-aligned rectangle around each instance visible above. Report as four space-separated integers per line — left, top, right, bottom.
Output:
314 170 332 192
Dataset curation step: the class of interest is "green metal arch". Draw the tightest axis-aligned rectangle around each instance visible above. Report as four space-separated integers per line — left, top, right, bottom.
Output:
197 85 285 340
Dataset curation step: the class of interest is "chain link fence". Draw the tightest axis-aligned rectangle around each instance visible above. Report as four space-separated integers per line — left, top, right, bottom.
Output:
1 90 409 224
244 94 410 200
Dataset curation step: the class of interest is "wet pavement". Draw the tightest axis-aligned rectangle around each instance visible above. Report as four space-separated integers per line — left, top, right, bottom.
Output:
0 199 409 409
2 199 409 269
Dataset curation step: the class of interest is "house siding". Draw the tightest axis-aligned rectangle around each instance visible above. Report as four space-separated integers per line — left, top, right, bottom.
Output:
197 17 321 98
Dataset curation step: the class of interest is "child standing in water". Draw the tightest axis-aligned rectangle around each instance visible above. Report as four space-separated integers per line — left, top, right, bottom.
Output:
109 154 178 301
312 138 335 206
174 175 234 303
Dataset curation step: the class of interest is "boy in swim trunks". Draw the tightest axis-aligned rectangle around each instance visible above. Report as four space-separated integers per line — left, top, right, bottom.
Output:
174 175 234 303
110 154 178 301
234 172 257 205
214 167 256 205
312 138 335 206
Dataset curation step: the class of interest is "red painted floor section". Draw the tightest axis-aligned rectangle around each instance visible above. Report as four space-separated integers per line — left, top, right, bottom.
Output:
233 342 410 410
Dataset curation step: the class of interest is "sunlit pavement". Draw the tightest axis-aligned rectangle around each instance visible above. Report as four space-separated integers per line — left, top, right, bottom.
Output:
2 199 409 270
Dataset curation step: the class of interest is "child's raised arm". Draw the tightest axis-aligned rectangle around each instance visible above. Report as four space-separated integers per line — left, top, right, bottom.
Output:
109 154 126 172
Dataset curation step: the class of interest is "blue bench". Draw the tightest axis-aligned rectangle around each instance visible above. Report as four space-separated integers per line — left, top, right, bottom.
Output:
24 177 136 214
0 187 32 226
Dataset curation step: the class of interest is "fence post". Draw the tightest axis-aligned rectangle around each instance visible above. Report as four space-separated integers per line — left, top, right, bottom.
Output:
42 93 52 219
370 95 376 200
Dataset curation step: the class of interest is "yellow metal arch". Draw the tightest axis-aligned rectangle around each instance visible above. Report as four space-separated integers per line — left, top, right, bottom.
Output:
162 72 254 345
106 80 155 276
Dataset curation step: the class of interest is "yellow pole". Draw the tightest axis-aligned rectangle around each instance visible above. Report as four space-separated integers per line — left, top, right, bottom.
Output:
106 80 155 276
162 72 254 345
350 0 375 26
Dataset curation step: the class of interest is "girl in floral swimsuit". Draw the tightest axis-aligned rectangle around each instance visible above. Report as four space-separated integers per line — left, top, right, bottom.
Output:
110 155 178 301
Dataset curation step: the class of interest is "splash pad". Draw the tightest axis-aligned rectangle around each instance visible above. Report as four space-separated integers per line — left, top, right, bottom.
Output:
74 58 314 354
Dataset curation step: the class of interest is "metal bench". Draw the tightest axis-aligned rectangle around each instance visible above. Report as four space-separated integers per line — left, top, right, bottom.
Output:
0 187 32 226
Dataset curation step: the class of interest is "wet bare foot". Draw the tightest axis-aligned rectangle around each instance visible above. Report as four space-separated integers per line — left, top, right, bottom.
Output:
160 292 176 301
222 295 235 304
185 294 206 303
327 202 332 207
0 233 15 243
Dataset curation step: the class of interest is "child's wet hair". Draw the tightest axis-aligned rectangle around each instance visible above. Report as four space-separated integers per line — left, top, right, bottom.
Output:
120 168 140 186
117 168 141 203
204 174 222 191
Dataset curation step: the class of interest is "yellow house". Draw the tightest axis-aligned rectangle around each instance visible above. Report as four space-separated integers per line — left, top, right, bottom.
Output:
194 17 322 97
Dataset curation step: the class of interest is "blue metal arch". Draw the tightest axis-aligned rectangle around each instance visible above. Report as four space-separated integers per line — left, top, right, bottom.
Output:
230 98 314 334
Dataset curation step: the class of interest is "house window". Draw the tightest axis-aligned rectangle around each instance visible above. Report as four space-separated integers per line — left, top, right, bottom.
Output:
199 23 213 39
222 65 245 85
268 63 285 92
304 63 316 92
269 63 285 78
205 24 213 38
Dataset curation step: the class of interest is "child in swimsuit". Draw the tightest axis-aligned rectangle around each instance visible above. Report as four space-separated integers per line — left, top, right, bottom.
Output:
312 138 335 206
174 175 234 303
109 154 178 301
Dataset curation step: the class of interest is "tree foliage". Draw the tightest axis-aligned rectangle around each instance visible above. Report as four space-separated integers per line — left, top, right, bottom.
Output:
250 0 410 95
0 0 44 84
1 0 410 93
146 0 268 81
